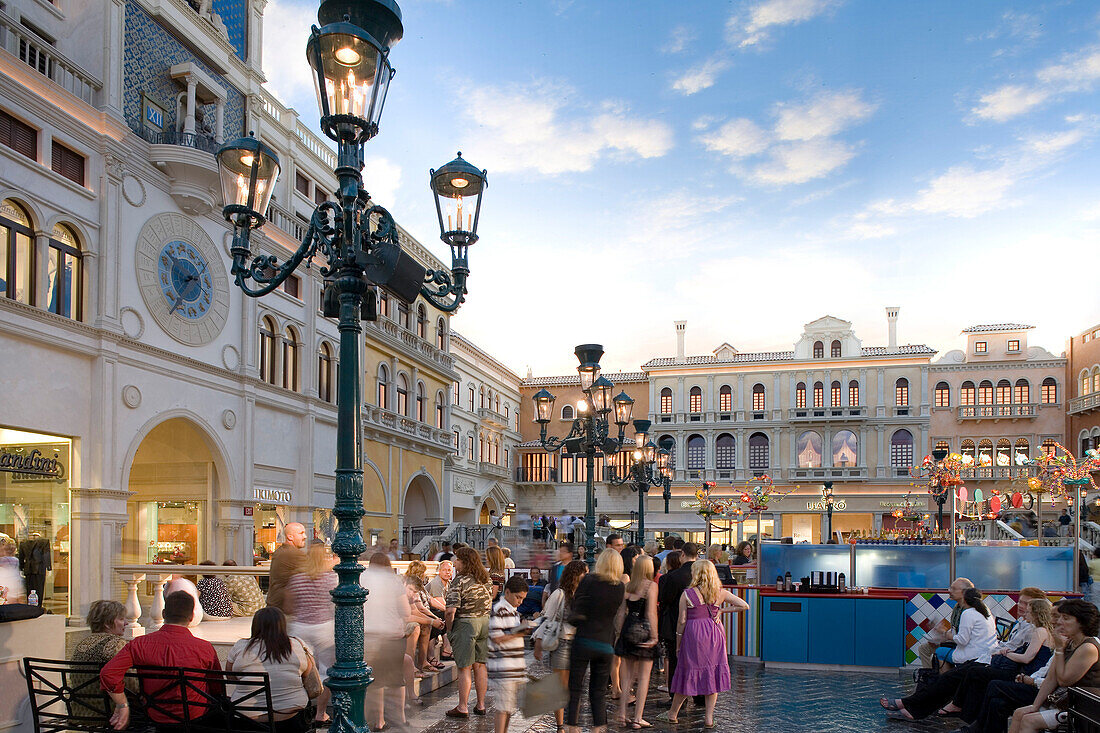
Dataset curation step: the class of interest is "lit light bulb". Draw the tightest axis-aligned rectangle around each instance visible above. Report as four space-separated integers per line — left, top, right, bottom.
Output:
239 153 254 166
334 46 361 65
577 400 589 413
450 176 469 188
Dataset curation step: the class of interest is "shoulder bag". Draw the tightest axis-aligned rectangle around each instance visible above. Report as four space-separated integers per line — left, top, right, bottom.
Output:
533 590 565 652
294 637 324 700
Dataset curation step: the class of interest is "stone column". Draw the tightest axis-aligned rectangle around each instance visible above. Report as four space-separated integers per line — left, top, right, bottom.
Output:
184 78 197 135
215 100 225 143
70 487 132 622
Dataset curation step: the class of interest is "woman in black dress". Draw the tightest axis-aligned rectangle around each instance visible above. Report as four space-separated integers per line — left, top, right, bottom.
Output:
615 554 660 729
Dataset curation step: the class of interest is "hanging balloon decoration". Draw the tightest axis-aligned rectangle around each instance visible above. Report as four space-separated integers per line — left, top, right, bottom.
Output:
1022 444 1100 498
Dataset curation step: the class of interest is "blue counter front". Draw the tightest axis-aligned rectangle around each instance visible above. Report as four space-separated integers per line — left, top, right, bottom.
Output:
760 591 906 668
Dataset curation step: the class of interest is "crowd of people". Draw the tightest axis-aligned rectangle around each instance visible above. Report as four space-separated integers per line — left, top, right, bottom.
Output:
879 577 1100 733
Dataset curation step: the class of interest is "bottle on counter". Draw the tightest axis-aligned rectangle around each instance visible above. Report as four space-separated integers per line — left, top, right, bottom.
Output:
838 572 846 593
28 590 38 607
784 571 793 592
776 575 784 591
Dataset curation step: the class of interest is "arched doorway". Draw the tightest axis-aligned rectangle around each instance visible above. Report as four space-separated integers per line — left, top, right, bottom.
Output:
403 474 441 528
123 418 224 565
479 498 498 525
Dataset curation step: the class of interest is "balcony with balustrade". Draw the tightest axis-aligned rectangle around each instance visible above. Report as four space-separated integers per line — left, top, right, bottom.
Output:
1069 392 1100 415
363 403 452 453
478 407 508 429
0 9 101 105
957 403 1039 421
959 465 1038 481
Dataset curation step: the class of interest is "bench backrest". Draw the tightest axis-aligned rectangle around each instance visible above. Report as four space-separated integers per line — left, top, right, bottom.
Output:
23 657 276 733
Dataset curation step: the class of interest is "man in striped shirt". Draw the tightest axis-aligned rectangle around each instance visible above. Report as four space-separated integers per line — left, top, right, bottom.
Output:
489 576 531 733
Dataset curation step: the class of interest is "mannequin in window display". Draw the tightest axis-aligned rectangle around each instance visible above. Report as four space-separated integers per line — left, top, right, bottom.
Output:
0 536 25 603
18 532 51 602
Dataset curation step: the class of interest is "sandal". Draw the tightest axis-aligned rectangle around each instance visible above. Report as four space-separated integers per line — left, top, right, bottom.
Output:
444 707 468 718
654 711 678 724
879 697 900 711
634 721 652 729
473 707 487 716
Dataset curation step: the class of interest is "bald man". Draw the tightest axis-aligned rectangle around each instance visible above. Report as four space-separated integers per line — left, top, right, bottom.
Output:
916 577 975 668
266 522 306 612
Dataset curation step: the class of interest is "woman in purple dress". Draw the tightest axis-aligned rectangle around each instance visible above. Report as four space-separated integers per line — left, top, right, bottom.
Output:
658 560 749 729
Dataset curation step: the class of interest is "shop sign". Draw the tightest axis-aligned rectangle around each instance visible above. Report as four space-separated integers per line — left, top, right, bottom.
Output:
252 487 292 505
0 449 65 480
806 499 846 511
679 500 701 509
880 501 912 508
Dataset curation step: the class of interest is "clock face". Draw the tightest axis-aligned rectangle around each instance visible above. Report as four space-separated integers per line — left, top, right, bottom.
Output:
157 240 213 320
135 213 230 346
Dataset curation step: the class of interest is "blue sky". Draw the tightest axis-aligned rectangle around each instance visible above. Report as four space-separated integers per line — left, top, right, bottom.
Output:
262 0 1100 376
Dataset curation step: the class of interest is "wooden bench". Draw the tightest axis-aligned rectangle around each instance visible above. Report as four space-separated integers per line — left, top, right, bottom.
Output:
23 657 278 733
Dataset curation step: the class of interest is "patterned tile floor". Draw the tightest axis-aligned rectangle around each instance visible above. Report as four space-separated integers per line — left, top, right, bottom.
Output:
395 656 963 733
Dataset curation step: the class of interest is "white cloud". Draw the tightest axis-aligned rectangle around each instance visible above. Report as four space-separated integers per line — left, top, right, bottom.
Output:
671 57 731 96
260 0 316 107
692 115 719 131
460 82 673 175
972 45 1100 122
972 85 1050 122
750 139 855 185
361 156 403 209
1025 128 1087 156
664 25 694 54
774 90 877 140
907 165 1018 218
700 118 770 158
729 0 838 48
699 89 873 186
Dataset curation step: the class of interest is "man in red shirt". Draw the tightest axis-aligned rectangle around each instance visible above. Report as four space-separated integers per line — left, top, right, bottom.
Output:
99 590 222 730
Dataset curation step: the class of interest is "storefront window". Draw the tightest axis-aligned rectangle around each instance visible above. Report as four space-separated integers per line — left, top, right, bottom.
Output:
313 507 335 546
139 501 203 564
0 427 71 614
253 504 283 563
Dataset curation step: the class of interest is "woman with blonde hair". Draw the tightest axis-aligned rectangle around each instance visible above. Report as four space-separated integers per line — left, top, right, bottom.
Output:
565 548 625 733
486 544 506 598
706 544 726 565
285 541 336 724
615 554 660 729
658 559 749 729
404 561 445 676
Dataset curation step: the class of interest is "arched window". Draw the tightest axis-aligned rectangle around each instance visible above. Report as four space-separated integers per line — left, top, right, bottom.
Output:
890 429 914 469
435 390 446 428
830 340 842 358
716 434 735 469
416 304 427 339
452 427 461 455
795 382 806 409
812 381 824 408
895 378 909 407
752 383 766 411
689 386 702 413
1041 377 1057 404
960 381 976 406
977 380 993 405
0 199 34 305
830 381 841 407
996 379 1011 404
259 316 278 384
318 341 335 403
495 395 500 413
47 224 82 320
813 341 824 358
561 404 575 420
934 382 950 408
397 300 410 330
849 380 860 406
282 326 300 391
416 381 425 422
397 373 409 415
1041 438 1057 457
832 430 858 467
467 384 474 411
660 387 673 414
479 435 486 463
479 386 485 409
468 433 475 460
995 438 1011 466
748 432 769 471
719 385 732 412
658 435 676 469
960 439 975 463
436 317 447 350
686 434 705 470
797 431 823 468
1084 371 1092 397
377 363 390 408
1014 438 1029 463
1093 368 1100 394
977 439 993 466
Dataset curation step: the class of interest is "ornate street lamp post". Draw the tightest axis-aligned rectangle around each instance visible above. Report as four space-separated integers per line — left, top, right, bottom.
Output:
533 345 634 567
215 2 485 729
608 419 665 543
931 446 949 530
821 481 834 542
658 438 673 513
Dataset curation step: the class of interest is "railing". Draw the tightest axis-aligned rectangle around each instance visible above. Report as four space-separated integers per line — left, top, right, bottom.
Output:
787 406 867 420
0 9 101 104
403 524 447 551
296 122 337 169
959 520 1023 542
254 88 338 170
363 404 452 449
1069 393 1100 415
477 407 508 426
131 123 220 154
479 461 509 479
789 466 868 480
367 317 455 372
957 403 1038 420
959 466 1037 481
515 467 558 483
265 200 307 242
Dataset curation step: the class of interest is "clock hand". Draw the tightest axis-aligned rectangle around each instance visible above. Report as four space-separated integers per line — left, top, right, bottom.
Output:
168 292 186 315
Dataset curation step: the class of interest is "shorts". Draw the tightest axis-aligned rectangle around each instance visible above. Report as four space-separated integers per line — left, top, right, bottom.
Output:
364 634 406 688
491 678 523 714
1038 707 1068 728
449 616 489 668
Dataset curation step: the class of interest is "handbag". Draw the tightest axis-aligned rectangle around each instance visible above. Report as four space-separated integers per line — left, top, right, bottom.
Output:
533 592 565 652
622 616 652 646
1047 686 1071 710
522 673 568 719
297 640 324 700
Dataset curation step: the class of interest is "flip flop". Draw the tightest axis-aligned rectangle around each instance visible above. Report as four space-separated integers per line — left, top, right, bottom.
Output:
444 707 468 718
880 697 900 711
473 707 487 716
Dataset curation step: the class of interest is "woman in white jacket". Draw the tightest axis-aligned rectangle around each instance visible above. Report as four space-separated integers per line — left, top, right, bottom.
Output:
882 588 998 720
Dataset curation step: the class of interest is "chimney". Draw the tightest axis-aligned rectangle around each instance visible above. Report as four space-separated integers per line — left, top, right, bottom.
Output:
886 307 899 351
675 321 687 361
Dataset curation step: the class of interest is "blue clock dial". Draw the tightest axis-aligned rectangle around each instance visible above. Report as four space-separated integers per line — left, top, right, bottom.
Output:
157 240 213 320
